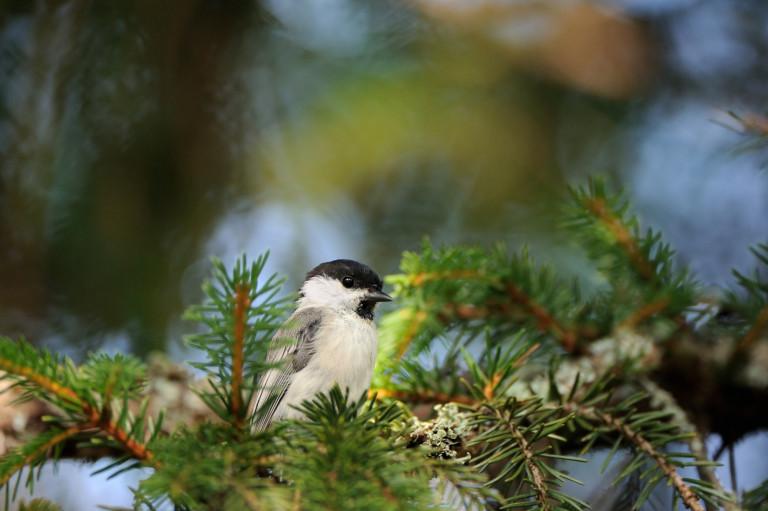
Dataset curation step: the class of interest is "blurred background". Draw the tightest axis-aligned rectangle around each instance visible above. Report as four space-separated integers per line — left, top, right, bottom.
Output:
3 0 768 358
2 0 768 509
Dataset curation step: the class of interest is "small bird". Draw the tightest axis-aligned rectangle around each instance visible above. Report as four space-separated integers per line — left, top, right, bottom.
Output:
251 259 392 432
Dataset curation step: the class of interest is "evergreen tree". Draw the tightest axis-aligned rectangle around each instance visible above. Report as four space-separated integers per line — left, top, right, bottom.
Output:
2 178 767 510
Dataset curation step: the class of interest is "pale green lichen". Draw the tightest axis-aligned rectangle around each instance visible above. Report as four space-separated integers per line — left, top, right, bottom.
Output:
507 327 658 402
588 327 658 373
395 403 473 463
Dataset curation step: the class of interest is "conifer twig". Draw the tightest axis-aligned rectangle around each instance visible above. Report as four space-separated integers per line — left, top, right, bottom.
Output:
231 282 251 429
494 408 551 511
564 403 704 511
638 378 735 511
408 269 497 287
581 196 654 280
394 268 497 360
395 309 429 359
0 424 88 486
0 359 83 408
89 408 152 461
438 291 578 352
505 283 579 352
370 388 477 406
734 302 768 358
0 359 152 461
617 296 671 329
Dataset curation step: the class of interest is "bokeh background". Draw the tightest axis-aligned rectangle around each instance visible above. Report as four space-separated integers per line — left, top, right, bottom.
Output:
3 0 768 358
2 1 768 508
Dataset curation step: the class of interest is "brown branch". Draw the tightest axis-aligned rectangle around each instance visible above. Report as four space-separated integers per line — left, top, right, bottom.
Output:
231 282 252 429
0 359 84 409
495 408 551 511
638 378 736 511
726 110 768 137
689 433 736 511
0 360 153 462
564 403 705 511
484 343 539 401
583 196 654 281
406 268 586 353
483 373 503 402
0 423 91 487
409 269 495 287
88 407 153 461
370 388 477 407
437 288 580 352
441 303 489 321
292 488 302 511
618 295 671 329
505 283 579 352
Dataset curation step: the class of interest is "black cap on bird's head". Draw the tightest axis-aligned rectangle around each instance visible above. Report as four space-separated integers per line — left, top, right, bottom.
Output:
306 259 392 303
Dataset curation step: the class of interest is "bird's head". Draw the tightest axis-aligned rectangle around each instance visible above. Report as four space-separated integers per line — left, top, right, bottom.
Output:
298 259 392 319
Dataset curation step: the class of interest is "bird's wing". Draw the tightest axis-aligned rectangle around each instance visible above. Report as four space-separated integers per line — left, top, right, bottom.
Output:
251 307 322 431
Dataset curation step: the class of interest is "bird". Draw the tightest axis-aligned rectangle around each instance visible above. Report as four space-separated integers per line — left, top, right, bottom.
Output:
251 259 392 432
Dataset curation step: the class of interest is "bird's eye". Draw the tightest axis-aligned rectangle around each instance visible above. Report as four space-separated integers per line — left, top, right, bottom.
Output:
342 276 354 288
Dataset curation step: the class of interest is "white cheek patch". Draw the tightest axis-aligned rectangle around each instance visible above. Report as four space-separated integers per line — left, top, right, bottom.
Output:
299 276 367 310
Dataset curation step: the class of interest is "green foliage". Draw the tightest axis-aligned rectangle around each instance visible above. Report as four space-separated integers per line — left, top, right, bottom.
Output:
565 376 724 510
79 352 147 398
183 254 294 426
276 386 486 510
743 478 768 511
725 243 768 332
2 180 767 510
564 178 698 326
373 177 760 510
139 424 289 510
0 339 155 503
0 337 87 412
17 498 63 511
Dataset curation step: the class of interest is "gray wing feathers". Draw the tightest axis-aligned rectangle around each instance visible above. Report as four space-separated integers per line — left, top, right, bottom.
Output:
251 308 323 431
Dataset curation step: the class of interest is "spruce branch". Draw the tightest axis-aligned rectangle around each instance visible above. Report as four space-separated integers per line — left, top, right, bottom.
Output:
391 307 431 360
277 385 491 510
231 282 250 429
568 402 704 510
726 243 768 361
743 477 768 511
371 388 478 407
557 374 732 511
504 282 580 353
616 295 671 330
0 338 154 477
381 339 473 409
183 253 292 428
576 184 654 281
379 240 587 381
0 424 87 488
0 341 86 411
455 334 586 509
497 406 551 510
137 423 289 510
469 398 585 511
565 177 697 326
639 377 738 511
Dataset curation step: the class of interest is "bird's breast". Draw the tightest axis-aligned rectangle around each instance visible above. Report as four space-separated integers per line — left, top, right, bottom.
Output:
304 313 379 398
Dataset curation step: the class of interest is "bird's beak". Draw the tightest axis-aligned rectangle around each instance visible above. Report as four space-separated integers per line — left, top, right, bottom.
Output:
365 289 393 303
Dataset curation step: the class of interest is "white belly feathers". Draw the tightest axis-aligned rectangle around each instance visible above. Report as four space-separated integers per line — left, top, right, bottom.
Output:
278 311 378 420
